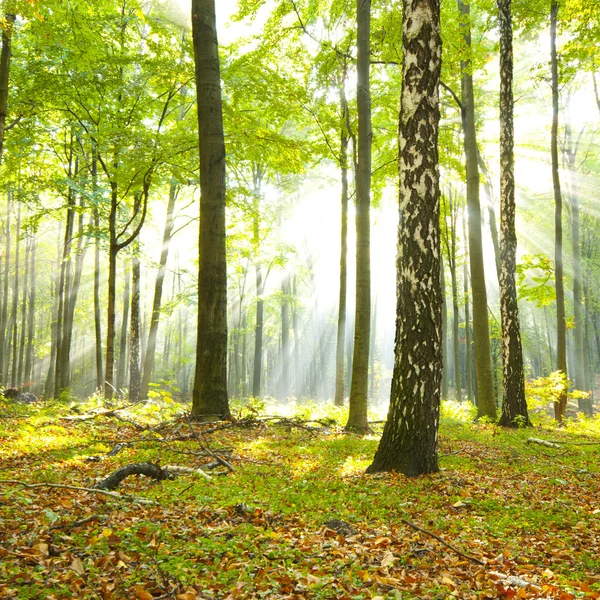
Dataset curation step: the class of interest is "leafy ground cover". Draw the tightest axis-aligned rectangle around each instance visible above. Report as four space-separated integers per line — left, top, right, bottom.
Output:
1 397 599 599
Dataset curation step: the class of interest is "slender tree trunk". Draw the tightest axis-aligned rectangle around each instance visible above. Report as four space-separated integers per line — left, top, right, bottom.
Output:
292 275 300 398
369 297 377 400
17 230 29 386
281 273 290 400
116 260 130 393
93 146 103 391
24 238 35 384
191 0 229 419
462 212 473 402
368 0 442 475
346 0 372 433
335 76 349 407
0 192 10 380
44 226 62 397
441 259 449 399
459 0 496 420
550 0 568 422
104 185 119 399
9 202 20 387
497 0 530 427
252 169 264 399
129 248 141 402
140 181 177 399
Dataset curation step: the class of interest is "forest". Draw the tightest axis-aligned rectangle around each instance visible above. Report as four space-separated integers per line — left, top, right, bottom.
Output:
1 0 600 598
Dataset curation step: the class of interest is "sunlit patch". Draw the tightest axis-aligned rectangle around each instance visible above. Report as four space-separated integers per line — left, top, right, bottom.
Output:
339 454 371 477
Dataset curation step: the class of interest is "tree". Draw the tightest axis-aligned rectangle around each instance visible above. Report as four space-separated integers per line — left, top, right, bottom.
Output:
550 0 568 422
191 0 229 419
497 0 530 427
346 0 372 433
367 0 442 476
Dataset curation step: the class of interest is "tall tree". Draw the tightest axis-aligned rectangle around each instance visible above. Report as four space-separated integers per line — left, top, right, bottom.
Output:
367 0 442 476
129 247 141 402
550 0 568 421
458 0 496 420
497 0 530 427
346 0 372 433
191 0 229 419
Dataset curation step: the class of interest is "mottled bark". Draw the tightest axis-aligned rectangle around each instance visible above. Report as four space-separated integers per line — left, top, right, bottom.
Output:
346 0 372 433
458 0 496 420
367 0 442 476
550 0 567 422
497 0 530 427
191 0 229 419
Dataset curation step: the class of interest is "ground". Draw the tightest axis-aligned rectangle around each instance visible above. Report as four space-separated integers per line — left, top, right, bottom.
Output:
0 396 599 599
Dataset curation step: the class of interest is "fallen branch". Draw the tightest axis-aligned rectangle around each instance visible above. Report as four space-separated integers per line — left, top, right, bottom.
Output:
526 438 561 449
0 479 153 504
96 462 173 490
400 518 484 566
164 465 212 480
186 414 235 472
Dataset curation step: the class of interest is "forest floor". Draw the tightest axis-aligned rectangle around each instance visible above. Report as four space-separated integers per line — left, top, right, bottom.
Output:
1 396 599 600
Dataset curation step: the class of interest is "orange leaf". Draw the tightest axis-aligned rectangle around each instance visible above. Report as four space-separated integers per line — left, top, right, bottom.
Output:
134 586 153 600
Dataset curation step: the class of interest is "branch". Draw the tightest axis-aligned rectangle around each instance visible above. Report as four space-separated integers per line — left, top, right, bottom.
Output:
400 518 484 565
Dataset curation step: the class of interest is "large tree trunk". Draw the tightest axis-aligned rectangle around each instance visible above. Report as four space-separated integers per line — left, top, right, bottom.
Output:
497 0 530 427
346 0 372 433
140 180 177 399
550 0 568 422
191 0 229 419
129 249 141 402
367 0 442 476
459 0 496 420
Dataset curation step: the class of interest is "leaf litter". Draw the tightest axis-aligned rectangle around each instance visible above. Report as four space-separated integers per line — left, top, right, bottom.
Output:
0 403 599 599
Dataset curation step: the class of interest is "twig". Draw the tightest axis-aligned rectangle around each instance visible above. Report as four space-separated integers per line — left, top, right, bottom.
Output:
400 518 484 566
185 414 235 472
0 479 154 504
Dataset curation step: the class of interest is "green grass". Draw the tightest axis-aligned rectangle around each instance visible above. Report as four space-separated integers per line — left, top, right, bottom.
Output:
1 397 599 599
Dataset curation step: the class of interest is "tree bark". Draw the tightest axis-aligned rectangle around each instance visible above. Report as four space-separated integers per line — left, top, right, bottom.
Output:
497 0 530 427
9 202 20 387
462 212 473 402
129 249 141 402
550 0 568 422
346 0 372 433
24 237 35 384
17 228 29 387
0 192 10 381
367 0 442 475
191 0 229 419
0 13 15 166
441 259 449 399
458 0 496 420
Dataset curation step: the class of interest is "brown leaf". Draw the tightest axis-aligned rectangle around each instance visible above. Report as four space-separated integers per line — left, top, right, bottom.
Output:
70 557 85 576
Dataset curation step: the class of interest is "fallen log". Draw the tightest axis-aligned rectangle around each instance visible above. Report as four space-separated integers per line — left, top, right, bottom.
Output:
96 462 173 490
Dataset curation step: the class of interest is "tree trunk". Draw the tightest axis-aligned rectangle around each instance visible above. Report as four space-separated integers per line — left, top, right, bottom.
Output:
17 229 29 387
9 202 20 387
459 0 496 420
129 249 141 402
367 0 442 475
24 238 35 384
441 259 449 399
462 212 473 402
116 260 130 393
346 0 372 433
140 181 177 399
0 13 15 166
497 0 530 427
292 275 300 398
191 0 229 419
550 0 568 422
281 273 290 400
335 78 349 407
0 192 10 381
44 226 62 397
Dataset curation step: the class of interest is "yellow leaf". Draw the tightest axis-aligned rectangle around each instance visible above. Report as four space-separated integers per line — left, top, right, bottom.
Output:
101 528 113 538
134 586 153 600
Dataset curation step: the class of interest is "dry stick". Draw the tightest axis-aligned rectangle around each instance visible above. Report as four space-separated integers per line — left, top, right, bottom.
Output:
185 414 235 472
400 518 484 566
0 479 154 504
526 437 561 449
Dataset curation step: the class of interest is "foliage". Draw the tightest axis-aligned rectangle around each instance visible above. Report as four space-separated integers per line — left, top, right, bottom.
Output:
525 370 591 412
